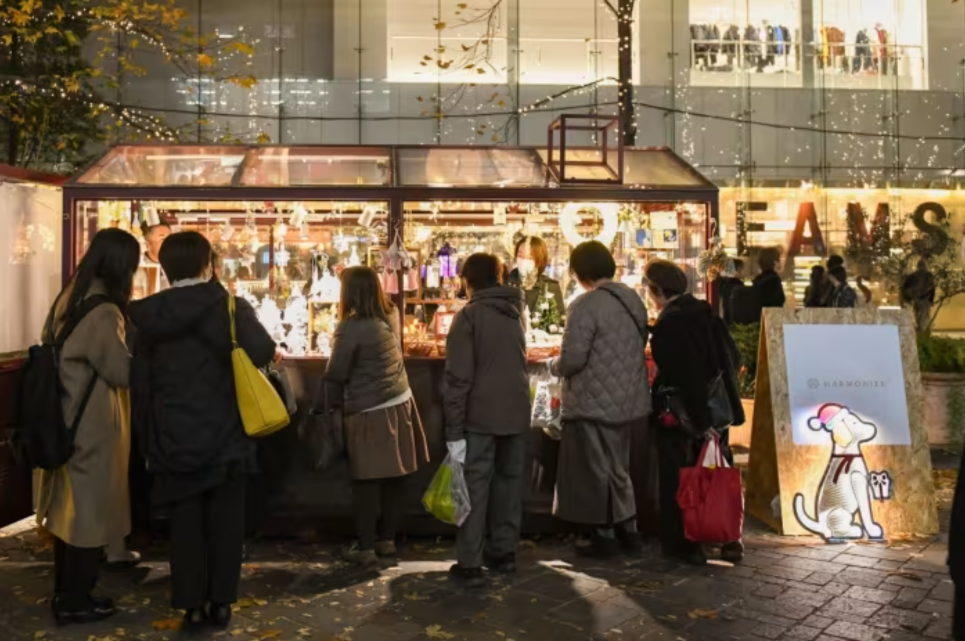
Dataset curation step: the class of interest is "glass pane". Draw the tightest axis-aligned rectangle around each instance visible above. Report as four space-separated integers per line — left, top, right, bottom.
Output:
240 147 392 186
77 146 247 186
396 148 546 187
0 181 62 355
625 150 711 187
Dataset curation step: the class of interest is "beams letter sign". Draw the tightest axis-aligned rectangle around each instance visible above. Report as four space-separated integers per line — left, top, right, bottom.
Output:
746 308 937 541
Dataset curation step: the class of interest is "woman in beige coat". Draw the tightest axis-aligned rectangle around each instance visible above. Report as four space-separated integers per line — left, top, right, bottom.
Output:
34 228 140 625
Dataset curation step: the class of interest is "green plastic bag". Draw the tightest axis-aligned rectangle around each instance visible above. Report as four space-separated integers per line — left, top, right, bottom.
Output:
422 453 472 526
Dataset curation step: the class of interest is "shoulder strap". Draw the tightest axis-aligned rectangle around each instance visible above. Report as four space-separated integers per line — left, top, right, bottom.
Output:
54 294 112 349
228 295 238 348
601 288 645 338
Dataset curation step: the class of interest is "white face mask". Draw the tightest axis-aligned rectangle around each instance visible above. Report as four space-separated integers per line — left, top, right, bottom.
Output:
517 258 536 277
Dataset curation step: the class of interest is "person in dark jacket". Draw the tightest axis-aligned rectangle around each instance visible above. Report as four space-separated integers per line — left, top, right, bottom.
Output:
550 241 650 557
646 259 745 566
828 265 858 308
804 265 830 308
445 254 530 588
129 232 276 632
948 446 965 640
506 236 565 317
327 266 429 569
752 247 786 311
718 258 745 323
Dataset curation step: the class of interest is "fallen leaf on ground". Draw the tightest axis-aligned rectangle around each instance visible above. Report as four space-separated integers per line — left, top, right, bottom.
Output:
152 618 182 631
687 609 718 620
259 631 283 639
425 624 455 639
404 592 429 601
888 571 924 581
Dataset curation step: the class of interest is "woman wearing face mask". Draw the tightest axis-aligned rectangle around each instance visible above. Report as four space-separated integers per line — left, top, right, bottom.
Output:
507 236 565 317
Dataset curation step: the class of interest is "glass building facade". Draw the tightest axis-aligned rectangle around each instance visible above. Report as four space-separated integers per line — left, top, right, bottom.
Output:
96 0 965 328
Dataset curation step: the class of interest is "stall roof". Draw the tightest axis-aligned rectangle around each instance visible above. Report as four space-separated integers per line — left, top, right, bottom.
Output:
69 144 716 192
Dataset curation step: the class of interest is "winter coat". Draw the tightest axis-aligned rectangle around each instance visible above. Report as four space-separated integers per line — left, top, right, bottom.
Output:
651 295 745 436
718 276 745 324
550 282 651 424
326 312 409 414
444 286 530 441
506 270 565 320
129 280 275 503
752 270 787 309
34 281 132 548
829 284 858 309
949 447 965 582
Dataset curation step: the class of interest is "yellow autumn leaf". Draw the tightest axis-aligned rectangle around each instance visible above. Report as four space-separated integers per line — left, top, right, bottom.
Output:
476 67 486 74
152 618 182 631
228 74 258 89
687 608 718 620
258 631 283 639
497 100 505 107
457 2 467 7
197 53 215 68
425 625 454 639
2 35 12 46
256 132 271 144
52 5 64 21
434 22 446 30
228 42 255 55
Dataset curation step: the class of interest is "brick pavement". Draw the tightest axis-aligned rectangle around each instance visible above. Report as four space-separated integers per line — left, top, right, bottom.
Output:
0 460 956 641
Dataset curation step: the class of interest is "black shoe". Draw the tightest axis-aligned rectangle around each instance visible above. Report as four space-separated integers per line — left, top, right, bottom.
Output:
183 607 206 632
616 530 644 556
209 603 232 628
52 596 117 626
574 533 620 559
721 541 744 563
449 564 485 588
484 553 517 574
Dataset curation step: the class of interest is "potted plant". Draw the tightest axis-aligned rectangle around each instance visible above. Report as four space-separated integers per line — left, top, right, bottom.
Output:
729 322 760 449
879 215 965 447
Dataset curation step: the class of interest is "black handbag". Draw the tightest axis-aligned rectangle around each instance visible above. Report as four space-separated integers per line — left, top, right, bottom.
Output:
266 366 297 416
298 382 344 472
706 370 735 431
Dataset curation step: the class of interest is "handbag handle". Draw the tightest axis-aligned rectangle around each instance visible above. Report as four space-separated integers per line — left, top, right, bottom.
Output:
228 295 238 348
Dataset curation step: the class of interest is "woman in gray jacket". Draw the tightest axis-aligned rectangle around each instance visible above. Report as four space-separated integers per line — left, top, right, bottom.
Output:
550 241 651 557
326 267 429 568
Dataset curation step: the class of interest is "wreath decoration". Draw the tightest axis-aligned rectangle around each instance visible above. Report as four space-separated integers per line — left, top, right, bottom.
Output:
559 202 620 248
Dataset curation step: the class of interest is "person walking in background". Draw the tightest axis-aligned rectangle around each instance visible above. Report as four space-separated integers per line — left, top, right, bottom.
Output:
804 265 830 308
549 241 650 557
35 229 140 625
902 260 936 332
129 232 276 631
444 254 530 588
507 236 565 317
828 264 858 308
718 258 745 323
752 247 786 310
326 266 429 569
646 259 745 566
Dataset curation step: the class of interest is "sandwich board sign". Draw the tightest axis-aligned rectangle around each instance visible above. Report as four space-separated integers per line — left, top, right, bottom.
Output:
745 308 938 541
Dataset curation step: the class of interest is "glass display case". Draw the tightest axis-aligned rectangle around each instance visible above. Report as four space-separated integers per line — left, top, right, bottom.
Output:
65 143 718 362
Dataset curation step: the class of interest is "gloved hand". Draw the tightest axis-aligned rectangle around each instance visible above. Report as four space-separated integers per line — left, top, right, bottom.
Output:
447 439 467 465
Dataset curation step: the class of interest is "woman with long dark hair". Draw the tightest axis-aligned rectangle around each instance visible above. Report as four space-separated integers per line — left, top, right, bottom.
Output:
35 228 140 625
327 266 428 568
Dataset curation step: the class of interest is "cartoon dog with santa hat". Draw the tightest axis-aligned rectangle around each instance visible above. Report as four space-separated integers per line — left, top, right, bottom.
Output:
793 403 885 541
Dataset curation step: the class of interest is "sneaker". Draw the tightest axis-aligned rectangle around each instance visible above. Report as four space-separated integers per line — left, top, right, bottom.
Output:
341 542 380 569
720 541 744 563
374 540 397 557
449 563 485 588
106 549 141 568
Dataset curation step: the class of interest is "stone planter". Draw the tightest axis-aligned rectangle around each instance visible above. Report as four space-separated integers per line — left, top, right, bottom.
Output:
729 398 755 449
921 372 965 445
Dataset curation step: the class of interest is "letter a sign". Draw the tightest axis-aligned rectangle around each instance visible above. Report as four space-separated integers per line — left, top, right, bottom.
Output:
786 202 827 259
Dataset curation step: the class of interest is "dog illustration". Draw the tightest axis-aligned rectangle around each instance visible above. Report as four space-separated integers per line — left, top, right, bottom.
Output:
793 403 885 541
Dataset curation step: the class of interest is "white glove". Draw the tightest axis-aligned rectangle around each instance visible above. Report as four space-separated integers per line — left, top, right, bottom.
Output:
447 439 467 465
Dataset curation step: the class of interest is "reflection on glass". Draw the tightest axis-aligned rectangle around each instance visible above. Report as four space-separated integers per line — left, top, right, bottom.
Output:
77 146 247 186
240 147 392 186
396 148 546 187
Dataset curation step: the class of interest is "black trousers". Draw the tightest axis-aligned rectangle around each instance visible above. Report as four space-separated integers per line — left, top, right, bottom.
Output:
53 538 102 611
353 475 408 551
168 475 246 609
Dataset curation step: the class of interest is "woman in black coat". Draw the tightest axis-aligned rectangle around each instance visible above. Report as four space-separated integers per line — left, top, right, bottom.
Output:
129 232 276 632
506 236 565 319
646 259 744 566
948 446 965 640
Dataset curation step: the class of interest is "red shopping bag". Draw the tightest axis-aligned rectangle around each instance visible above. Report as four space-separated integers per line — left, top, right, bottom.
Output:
676 433 744 543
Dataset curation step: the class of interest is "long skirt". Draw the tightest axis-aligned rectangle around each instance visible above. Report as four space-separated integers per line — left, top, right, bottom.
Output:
554 419 636 526
344 398 429 481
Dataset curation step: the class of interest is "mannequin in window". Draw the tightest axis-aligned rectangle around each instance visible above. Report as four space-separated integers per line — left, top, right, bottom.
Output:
506 236 565 321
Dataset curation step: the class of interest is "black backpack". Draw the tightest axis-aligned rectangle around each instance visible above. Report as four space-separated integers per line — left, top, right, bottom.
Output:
15 295 111 470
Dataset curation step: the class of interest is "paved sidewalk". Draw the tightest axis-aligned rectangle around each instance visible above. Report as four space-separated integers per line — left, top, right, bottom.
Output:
0 466 956 641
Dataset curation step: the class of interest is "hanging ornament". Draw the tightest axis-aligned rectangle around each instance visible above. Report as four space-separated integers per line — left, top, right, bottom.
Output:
438 241 458 279
697 236 735 282
347 245 361 267
559 203 620 248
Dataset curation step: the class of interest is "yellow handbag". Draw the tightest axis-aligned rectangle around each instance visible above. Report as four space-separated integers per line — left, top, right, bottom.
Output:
229 296 290 437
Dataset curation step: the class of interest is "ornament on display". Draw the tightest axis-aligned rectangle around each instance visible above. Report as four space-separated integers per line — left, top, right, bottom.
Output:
347 245 362 267
559 202 620 248
289 203 309 229
438 242 458 278
283 294 309 356
220 221 235 243
697 230 736 282
257 299 286 343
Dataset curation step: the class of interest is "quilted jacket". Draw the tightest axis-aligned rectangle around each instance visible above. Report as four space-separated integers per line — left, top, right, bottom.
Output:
550 282 651 424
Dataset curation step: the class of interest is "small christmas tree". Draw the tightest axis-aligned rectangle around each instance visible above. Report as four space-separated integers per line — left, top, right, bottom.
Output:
530 283 562 334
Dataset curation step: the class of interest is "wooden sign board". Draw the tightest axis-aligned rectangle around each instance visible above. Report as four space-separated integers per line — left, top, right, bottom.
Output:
746 308 938 541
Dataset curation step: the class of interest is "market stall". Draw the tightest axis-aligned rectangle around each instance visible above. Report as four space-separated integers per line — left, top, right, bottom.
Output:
62 138 718 532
